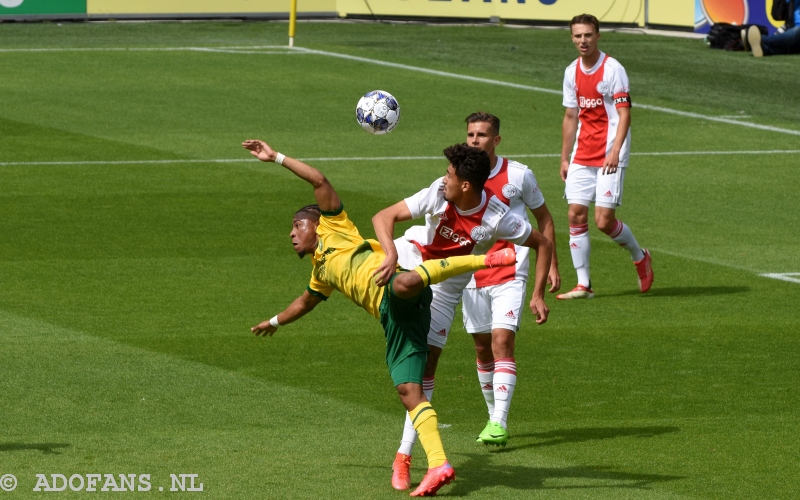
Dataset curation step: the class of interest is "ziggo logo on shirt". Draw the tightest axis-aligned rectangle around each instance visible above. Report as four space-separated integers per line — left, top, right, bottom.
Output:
579 96 604 108
439 226 471 247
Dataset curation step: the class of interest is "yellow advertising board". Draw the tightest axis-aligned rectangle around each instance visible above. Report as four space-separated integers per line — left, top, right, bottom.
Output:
335 0 648 25
649 0 694 27
87 0 335 15
86 0 694 28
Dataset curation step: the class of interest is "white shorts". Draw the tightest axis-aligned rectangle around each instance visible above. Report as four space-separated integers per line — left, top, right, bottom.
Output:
394 238 471 350
462 279 526 334
564 163 626 208
427 278 467 349
395 237 423 271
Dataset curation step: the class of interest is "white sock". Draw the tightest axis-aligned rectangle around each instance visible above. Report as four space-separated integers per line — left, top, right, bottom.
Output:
398 413 416 456
476 359 495 419
608 220 644 262
569 224 591 287
397 377 434 456
491 358 517 430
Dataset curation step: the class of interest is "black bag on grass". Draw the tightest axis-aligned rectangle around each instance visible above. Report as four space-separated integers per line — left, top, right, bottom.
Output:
707 23 767 51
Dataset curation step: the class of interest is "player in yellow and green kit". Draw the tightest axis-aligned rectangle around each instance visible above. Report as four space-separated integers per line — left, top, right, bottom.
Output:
243 138 516 497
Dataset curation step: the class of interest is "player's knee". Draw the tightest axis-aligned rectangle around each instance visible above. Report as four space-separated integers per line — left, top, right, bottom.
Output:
391 273 421 298
395 382 412 398
472 334 493 359
595 216 616 233
568 207 589 225
491 330 515 358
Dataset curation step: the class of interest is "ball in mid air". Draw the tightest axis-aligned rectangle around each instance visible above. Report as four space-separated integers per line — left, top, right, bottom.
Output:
356 90 400 135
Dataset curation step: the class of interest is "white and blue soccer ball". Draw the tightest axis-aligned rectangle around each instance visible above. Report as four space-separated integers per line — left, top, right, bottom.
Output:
355 90 400 135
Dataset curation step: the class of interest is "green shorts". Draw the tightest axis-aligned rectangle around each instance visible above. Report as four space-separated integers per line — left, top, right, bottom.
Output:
379 272 432 386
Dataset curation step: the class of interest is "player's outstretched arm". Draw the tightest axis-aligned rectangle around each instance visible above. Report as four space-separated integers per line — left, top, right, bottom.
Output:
530 203 561 293
251 290 324 337
242 139 341 212
521 229 553 324
560 108 579 181
371 201 413 287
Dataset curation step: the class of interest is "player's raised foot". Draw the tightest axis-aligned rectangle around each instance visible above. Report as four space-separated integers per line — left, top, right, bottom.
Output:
556 284 594 300
484 248 516 268
634 249 653 293
477 421 509 447
391 452 412 491
409 462 455 497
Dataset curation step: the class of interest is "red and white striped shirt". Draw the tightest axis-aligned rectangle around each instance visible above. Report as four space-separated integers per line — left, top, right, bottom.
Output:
563 52 631 167
402 177 532 269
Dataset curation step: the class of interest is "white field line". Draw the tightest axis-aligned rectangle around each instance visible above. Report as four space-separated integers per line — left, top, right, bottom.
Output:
759 273 800 284
0 45 293 53
1 149 799 167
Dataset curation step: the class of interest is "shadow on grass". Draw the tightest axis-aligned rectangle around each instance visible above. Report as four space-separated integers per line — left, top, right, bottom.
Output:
515 426 681 449
598 286 749 298
441 426 683 495
448 456 684 495
0 443 71 455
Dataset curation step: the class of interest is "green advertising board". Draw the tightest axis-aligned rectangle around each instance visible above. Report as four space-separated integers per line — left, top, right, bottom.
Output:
0 0 86 15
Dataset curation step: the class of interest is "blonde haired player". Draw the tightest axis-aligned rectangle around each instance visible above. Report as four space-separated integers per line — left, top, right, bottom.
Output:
559 13 653 300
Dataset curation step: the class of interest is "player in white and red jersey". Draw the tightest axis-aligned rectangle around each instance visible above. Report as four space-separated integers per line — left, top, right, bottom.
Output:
459 112 560 447
559 13 653 300
372 143 553 491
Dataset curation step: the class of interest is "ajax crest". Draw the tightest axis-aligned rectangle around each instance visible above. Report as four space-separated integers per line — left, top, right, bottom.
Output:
501 184 519 199
470 226 487 242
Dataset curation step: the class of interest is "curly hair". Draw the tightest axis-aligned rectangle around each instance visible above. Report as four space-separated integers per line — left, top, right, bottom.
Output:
294 204 321 222
443 143 490 191
465 112 500 136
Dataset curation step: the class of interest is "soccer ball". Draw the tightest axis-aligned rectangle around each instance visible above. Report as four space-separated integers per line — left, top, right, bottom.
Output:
355 90 400 135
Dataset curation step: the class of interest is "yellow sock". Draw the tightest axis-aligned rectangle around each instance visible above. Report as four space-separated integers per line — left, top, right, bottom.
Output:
413 255 485 287
409 402 447 468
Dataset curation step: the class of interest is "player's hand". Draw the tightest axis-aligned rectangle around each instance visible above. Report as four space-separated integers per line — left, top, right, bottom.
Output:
602 151 619 175
560 160 570 182
242 139 277 163
251 320 278 337
529 296 549 325
547 265 561 293
372 256 398 288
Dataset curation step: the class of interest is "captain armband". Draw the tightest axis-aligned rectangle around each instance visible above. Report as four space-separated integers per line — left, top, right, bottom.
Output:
613 93 632 108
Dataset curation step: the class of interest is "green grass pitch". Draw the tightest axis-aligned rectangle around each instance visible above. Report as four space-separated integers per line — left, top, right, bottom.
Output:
0 20 798 498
